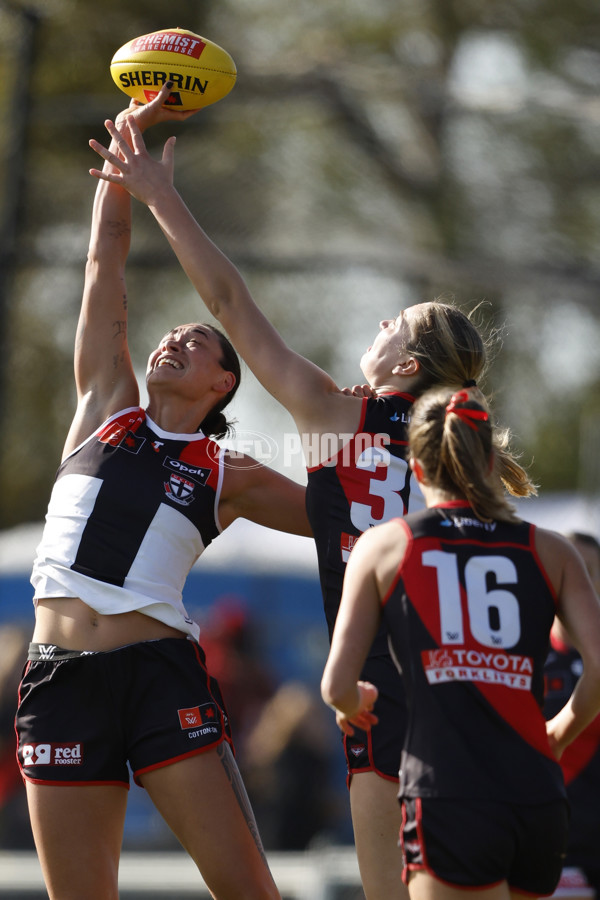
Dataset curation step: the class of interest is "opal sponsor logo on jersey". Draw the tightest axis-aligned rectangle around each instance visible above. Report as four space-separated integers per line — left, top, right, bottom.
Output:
162 457 211 504
22 743 83 766
163 457 211 485
422 648 533 690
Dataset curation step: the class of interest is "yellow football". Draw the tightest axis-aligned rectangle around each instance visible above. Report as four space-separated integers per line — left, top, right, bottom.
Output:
110 28 236 111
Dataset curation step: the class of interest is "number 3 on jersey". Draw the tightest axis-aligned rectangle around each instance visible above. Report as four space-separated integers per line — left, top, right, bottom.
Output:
349 448 425 532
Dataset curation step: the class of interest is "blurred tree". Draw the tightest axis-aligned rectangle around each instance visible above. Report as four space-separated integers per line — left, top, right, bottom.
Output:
0 0 599 529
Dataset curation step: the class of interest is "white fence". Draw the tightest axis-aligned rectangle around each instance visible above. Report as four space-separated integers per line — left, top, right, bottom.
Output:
0 848 363 899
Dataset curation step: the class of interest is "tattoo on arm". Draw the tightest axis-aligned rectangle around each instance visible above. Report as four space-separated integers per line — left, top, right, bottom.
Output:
107 219 131 239
113 320 127 338
216 742 270 867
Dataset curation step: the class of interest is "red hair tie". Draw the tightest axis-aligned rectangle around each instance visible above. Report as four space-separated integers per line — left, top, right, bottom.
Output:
445 390 489 431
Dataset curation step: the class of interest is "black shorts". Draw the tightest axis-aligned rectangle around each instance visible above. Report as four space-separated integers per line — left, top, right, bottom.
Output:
16 638 233 788
401 796 569 895
343 654 406 784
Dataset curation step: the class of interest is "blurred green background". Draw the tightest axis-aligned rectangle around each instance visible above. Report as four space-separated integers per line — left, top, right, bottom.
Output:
1 0 599 531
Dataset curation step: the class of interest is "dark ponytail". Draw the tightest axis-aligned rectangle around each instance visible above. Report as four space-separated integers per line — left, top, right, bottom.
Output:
199 325 241 439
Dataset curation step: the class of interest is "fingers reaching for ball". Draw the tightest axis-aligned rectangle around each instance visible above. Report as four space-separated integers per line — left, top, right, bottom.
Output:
113 81 200 133
88 117 176 206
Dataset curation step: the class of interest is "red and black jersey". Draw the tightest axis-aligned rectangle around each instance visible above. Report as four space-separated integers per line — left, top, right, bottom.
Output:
305 392 422 650
382 502 565 804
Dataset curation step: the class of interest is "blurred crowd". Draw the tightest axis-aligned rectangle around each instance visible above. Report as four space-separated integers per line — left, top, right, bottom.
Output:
0 625 32 849
199 598 346 851
0 597 346 855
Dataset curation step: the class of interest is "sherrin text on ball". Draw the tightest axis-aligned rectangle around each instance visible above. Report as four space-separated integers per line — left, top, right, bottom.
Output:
110 28 236 111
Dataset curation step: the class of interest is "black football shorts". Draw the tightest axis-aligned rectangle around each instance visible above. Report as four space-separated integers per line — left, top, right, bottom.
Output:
16 637 232 787
401 795 568 895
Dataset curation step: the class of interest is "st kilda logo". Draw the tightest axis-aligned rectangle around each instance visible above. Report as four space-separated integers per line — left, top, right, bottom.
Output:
164 472 195 505
162 457 211 506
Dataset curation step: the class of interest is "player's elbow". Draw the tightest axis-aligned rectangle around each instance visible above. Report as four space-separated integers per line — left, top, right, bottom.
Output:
85 249 126 284
321 668 346 711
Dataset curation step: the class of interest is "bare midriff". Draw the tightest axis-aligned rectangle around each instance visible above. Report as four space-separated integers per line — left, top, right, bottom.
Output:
32 597 187 652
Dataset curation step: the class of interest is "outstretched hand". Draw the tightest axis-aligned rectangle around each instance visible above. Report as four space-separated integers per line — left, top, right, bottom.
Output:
335 681 379 737
89 112 176 206
114 80 200 133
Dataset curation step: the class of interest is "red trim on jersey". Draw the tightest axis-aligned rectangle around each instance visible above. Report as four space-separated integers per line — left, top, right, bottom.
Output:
97 408 146 446
178 435 222 492
560 718 600 784
381 518 413 609
549 629 600 782
475 682 555 760
377 391 416 402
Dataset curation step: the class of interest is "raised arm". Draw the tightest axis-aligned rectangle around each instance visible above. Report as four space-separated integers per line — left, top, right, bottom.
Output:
63 86 200 459
88 119 361 439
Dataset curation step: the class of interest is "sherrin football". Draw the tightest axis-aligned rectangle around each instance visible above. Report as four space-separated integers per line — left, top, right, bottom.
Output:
110 28 236 111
